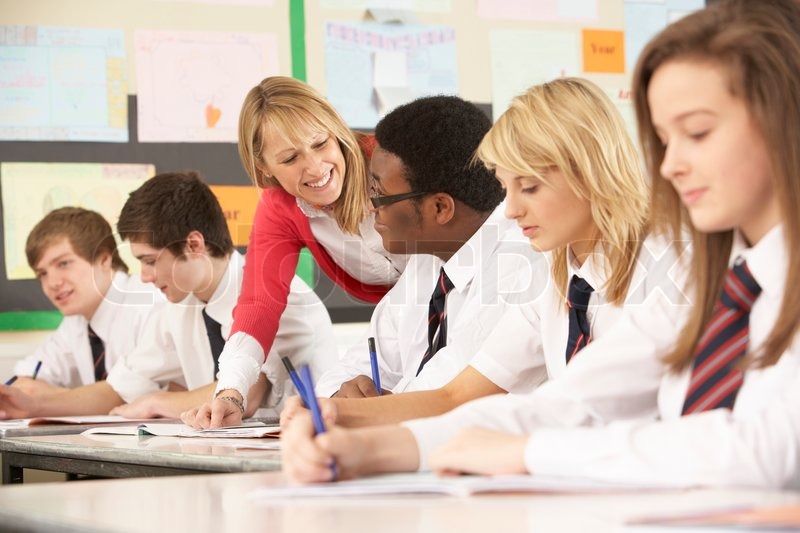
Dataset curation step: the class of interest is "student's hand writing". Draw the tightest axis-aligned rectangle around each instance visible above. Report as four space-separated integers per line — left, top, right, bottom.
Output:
181 390 243 429
0 385 39 419
109 392 168 419
10 377 65 396
282 410 366 484
430 427 528 476
279 394 338 429
333 375 393 398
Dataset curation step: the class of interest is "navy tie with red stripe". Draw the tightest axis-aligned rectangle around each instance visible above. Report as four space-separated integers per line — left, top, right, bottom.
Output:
87 325 107 382
565 275 594 363
681 259 762 415
416 267 455 376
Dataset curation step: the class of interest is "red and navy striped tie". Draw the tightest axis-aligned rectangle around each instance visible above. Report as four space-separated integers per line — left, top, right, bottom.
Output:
87 325 107 381
681 259 762 415
565 275 594 363
416 267 455 376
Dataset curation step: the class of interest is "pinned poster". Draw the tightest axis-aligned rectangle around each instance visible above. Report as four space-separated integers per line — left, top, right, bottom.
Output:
477 0 598 22
0 25 128 142
135 30 279 142
373 50 413 116
624 0 705 72
582 29 625 74
490 29 580 119
209 185 261 246
1 162 155 280
325 21 458 128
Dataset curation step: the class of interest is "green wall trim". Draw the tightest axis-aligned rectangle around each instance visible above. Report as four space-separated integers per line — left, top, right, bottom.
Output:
290 0 307 81
0 311 63 331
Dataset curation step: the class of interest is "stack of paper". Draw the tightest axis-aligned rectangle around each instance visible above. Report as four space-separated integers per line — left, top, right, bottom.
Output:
82 422 280 439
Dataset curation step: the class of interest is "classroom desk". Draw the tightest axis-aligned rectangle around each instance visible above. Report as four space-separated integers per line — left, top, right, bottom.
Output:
0 433 281 484
0 471 798 533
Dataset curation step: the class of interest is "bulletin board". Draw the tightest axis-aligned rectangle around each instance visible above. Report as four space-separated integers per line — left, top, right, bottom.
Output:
0 0 706 330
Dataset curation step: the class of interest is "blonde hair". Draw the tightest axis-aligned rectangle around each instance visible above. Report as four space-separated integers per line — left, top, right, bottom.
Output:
238 76 369 234
633 0 800 371
477 77 649 306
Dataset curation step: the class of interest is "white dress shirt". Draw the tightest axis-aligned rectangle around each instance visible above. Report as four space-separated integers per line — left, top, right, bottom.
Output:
314 208 544 398
523 224 800 489
107 252 338 408
404 233 693 469
15 272 164 387
298 199 409 285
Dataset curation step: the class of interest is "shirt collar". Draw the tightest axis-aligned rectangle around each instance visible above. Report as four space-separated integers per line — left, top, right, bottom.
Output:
203 251 243 326
296 198 331 218
442 205 513 293
730 224 785 300
89 271 128 341
565 242 610 297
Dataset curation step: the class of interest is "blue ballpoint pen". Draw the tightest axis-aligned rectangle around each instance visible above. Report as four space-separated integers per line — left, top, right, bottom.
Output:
281 356 308 407
299 365 338 480
32 361 43 380
368 337 381 395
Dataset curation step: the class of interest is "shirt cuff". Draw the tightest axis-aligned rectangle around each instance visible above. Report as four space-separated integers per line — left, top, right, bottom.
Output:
215 331 265 407
106 362 162 404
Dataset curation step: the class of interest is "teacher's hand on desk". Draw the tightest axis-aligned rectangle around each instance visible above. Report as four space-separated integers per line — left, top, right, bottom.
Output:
181 389 244 429
429 427 528 476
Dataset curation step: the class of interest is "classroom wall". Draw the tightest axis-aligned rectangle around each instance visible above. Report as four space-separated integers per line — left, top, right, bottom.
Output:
0 0 703 332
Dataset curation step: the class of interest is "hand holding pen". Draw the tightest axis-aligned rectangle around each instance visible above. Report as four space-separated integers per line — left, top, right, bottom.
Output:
299 364 337 481
4 360 42 386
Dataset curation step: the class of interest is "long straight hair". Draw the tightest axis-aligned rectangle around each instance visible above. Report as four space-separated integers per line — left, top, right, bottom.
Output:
633 0 800 371
238 76 369 234
477 78 649 306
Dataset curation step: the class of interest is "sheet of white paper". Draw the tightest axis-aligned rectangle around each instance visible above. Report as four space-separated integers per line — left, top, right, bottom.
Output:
83 422 279 438
249 473 689 499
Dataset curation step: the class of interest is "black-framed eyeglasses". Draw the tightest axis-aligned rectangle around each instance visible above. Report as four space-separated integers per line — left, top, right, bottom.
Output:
369 190 428 209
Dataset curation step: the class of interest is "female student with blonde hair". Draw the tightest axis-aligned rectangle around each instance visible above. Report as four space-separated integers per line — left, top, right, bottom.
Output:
184 76 406 427
284 0 800 488
281 76 691 480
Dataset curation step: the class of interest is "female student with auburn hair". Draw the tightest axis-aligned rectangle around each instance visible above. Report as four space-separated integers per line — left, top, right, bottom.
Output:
280 76 692 481
283 0 800 489
184 76 407 427
278 76 682 431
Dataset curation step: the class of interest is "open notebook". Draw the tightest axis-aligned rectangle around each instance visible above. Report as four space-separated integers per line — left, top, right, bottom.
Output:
249 473 689 499
82 422 280 438
0 415 175 428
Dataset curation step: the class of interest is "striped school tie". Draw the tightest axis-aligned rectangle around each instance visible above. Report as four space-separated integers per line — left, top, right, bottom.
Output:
681 259 762 415
202 308 225 377
416 267 455 376
87 325 107 381
565 275 594 363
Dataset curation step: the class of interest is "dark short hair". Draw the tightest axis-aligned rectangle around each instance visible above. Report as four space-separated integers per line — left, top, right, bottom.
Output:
26 207 128 273
117 171 233 258
375 95 503 213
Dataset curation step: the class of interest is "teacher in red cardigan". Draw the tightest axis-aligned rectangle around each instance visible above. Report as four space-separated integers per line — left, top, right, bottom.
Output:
184 76 408 427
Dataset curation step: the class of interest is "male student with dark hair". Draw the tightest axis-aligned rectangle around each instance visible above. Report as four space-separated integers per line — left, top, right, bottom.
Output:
7 207 162 397
0 172 337 419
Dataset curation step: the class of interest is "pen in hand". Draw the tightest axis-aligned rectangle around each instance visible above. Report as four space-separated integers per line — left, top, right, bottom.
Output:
368 337 381 395
299 364 337 481
32 361 42 380
281 356 308 407
4 376 17 386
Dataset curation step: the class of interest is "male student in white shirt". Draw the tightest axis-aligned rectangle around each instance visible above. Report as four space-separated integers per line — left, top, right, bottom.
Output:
8 207 162 394
0 172 337 419
183 95 544 429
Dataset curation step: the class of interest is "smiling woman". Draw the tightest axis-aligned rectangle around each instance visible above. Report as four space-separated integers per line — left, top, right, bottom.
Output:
183 76 409 429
